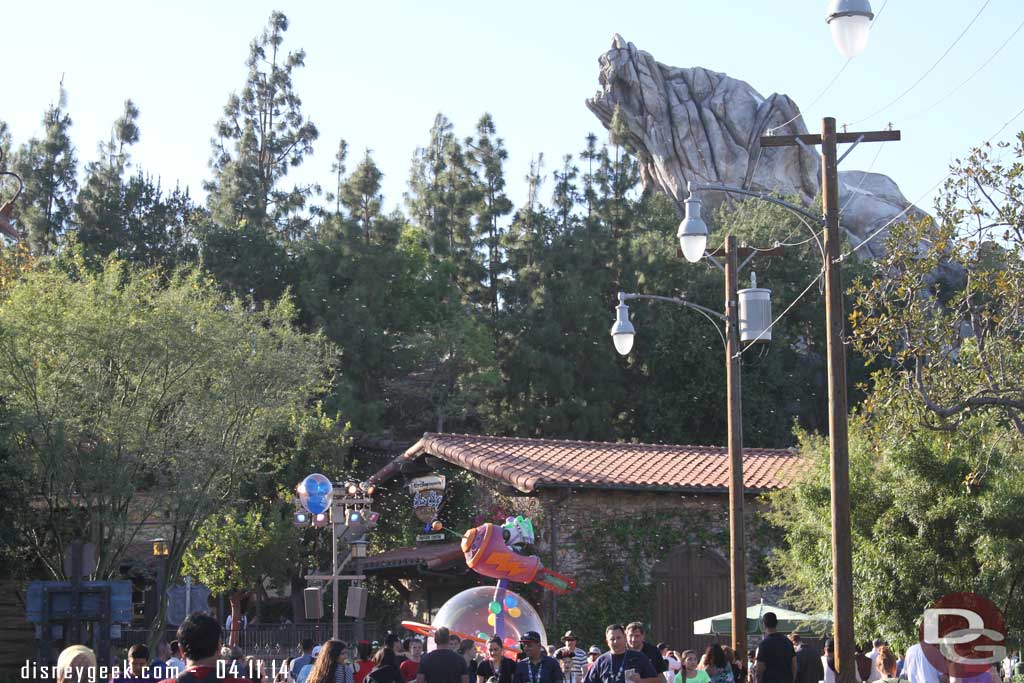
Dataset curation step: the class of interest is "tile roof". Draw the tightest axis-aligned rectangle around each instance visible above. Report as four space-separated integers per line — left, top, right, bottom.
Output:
390 433 803 494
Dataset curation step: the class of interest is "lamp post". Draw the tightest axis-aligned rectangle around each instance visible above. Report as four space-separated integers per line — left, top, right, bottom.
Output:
826 0 875 58
152 538 170 627
611 230 777 657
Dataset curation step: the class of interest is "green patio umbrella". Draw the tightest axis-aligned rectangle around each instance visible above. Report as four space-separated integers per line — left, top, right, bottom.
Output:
693 600 833 636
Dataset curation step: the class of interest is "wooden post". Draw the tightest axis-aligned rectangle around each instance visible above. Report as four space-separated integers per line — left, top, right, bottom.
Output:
821 116 854 683
760 119 899 683
724 235 747 656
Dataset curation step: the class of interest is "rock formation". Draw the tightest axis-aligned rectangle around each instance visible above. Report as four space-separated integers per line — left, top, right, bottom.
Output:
586 34 927 258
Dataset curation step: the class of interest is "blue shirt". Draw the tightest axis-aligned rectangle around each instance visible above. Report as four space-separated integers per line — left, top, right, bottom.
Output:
513 657 564 683
582 651 657 683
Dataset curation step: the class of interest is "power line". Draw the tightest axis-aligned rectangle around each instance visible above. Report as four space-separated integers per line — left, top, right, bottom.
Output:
848 0 992 127
765 0 890 135
903 15 1024 122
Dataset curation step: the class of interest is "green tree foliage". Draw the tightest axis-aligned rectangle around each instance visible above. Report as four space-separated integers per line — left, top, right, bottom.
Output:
339 150 385 245
0 257 328 626
466 114 513 320
766 417 1024 648
182 508 297 645
206 11 319 238
851 135 1024 437
76 100 199 269
11 85 78 254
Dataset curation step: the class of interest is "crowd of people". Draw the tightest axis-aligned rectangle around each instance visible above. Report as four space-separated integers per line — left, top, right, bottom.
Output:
49 612 1023 683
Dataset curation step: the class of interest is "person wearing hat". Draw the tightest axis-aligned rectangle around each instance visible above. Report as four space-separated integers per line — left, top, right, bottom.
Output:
584 649 602 676
554 632 587 683
513 632 562 683
581 624 659 683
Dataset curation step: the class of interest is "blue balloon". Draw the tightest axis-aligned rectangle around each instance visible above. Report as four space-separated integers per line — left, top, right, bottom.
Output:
503 595 518 609
299 473 333 514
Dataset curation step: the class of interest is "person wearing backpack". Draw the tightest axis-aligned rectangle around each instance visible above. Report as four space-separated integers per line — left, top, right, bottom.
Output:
367 649 405 683
158 613 251 683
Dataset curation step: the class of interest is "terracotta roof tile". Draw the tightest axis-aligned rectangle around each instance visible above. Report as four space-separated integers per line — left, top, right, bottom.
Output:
393 433 802 494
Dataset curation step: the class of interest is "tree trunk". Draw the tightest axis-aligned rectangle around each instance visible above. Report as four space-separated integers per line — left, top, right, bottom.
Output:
228 590 247 647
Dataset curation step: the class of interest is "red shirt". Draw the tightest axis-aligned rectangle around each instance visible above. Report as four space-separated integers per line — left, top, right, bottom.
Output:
399 661 420 683
354 661 374 683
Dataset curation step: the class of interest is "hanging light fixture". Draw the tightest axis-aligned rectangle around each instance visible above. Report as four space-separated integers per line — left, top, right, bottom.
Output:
826 0 874 58
677 185 708 263
610 296 636 356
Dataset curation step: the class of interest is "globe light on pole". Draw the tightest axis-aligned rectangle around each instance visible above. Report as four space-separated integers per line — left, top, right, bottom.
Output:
610 298 636 356
677 194 709 263
826 0 873 58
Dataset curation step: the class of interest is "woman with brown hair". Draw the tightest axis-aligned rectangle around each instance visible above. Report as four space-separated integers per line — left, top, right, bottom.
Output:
875 646 906 683
702 644 735 683
308 640 353 683
366 648 404 683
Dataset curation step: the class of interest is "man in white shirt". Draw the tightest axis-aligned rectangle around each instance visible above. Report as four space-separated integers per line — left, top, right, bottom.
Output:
902 644 946 683
658 645 680 683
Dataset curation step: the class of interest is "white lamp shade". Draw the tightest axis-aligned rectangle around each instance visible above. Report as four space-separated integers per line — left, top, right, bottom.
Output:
610 303 635 355
829 15 871 58
826 0 873 58
677 198 708 263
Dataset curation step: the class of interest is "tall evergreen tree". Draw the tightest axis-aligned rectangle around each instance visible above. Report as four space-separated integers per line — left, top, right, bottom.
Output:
466 114 513 319
206 11 319 238
339 149 384 244
12 86 78 255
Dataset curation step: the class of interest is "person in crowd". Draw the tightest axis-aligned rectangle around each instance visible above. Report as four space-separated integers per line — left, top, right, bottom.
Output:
869 641 886 668
367 648 404 683
660 645 681 683
458 640 478 682
151 642 172 679
555 632 588 683
821 640 862 683
477 636 515 683
244 657 266 683
789 635 822 683
57 645 97 683
700 646 734 683
167 641 186 677
293 641 316 679
157 612 250 683
276 658 295 683
855 644 879 683
401 640 423 683
875 646 906 683
721 647 742 683
386 636 407 667
673 650 709 683
450 637 462 653
307 640 353 683
582 624 659 683
584 649 601 676
753 613 795 683
416 627 468 683
513 632 562 683
625 624 667 676
355 642 375 683
112 643 155 683
297 645 324 683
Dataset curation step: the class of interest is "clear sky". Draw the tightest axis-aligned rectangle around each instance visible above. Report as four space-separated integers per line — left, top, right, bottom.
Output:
4 0 1022 219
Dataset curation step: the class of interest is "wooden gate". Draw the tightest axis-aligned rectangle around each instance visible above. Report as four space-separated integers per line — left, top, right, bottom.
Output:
650 544 731 653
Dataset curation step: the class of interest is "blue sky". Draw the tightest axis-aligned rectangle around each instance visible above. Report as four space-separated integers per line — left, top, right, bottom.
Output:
4 0 1022 219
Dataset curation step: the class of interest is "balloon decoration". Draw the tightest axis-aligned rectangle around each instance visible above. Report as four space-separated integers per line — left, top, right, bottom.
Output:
297 473 333 515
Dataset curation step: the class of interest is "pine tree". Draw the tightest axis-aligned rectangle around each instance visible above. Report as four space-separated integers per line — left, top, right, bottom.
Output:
326 138 349 217
466 113 513 319
12 86 78 255
206 11 319 238
339 149 383 244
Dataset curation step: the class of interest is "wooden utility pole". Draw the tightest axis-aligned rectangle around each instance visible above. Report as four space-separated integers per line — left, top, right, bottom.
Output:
760 117 899 683
724 235 746 656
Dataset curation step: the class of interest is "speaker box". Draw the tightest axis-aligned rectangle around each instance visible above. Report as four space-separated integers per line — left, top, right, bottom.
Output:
303 587 323 620
344 585 368 618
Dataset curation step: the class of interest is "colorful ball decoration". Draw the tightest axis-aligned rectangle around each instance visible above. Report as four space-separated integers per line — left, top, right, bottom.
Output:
487 613 496 626
432 520 444 531
508 607 522 618
489 601 503 614
503 595 518 609
297 473 333 515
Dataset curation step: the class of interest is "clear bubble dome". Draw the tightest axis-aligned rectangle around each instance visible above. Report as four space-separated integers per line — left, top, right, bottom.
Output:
432 586 547 648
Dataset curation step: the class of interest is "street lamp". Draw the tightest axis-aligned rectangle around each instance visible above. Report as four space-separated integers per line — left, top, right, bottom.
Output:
611 237 774 658
826 0 874 58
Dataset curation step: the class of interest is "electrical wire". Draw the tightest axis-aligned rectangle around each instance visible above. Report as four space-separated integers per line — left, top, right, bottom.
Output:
902 15 1024 122
765 0 890 135
847 0 992 127
841 99 1024 261
839 141 887 214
